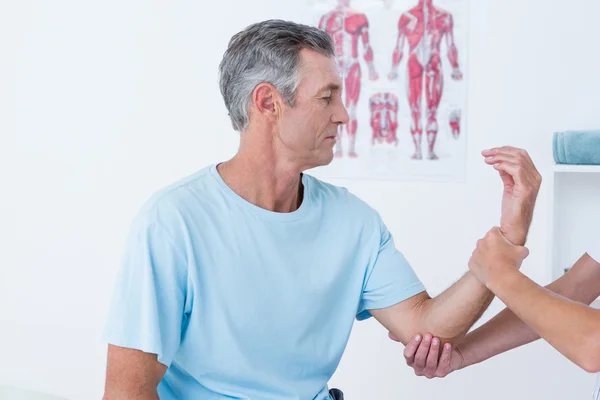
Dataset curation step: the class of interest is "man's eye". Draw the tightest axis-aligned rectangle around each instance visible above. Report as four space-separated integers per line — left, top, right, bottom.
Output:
322 96 332 104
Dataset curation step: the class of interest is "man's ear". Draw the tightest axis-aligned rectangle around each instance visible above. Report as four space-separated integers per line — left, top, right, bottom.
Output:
253 83 283 123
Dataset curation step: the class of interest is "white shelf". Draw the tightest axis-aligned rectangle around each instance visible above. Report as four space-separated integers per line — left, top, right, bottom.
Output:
547 164 600 307
553 164 600 173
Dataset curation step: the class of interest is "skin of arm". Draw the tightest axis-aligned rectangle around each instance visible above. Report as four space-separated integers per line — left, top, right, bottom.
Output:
102 345 167 400
370 273 494 346
400 250 600 379
457 252 600 372
468 233 600 373
374 147 542 347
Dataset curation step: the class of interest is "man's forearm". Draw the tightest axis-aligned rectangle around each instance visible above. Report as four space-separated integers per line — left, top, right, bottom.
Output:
417 272 494 343
416 220 534 343
427 219 530 348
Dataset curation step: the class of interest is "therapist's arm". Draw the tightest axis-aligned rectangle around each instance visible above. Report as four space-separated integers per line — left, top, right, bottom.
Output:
456 252 600 371
468 231 600 373
397 252 600 379
103 344 166 400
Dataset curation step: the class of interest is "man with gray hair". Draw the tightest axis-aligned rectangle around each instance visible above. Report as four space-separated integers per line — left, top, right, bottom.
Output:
102 19 541 399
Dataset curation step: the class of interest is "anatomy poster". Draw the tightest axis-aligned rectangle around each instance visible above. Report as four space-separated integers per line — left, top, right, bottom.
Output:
303 0 468 182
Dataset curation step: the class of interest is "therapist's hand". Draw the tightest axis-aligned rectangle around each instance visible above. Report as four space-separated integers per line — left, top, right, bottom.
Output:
468 227 530 287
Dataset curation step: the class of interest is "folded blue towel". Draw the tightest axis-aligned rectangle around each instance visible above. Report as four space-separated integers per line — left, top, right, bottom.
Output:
553 131 600 165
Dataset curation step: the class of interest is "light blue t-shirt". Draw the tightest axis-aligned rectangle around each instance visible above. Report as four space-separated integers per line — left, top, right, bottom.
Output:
103 164 426 400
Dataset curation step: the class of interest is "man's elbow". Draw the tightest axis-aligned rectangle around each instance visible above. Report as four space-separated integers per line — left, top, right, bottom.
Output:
410 298 468 345
443 331 469 346
425 331 468 348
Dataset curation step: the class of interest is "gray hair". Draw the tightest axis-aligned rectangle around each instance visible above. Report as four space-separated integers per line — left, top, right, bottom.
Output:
218 19 335 132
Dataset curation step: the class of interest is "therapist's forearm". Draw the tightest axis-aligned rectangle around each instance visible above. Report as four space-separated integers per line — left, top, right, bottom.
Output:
458 257 600 369
485 268 600 373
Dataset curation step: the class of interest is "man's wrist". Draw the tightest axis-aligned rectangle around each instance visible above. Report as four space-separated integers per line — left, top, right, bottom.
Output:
500 225 528 246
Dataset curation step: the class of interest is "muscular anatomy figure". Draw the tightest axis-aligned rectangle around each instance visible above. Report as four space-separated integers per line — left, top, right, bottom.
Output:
388 0 462 160
370 92 399 146
449 109 461 139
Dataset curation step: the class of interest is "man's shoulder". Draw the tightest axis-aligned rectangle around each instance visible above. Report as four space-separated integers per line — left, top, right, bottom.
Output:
133 165 217 227
305 173 379 219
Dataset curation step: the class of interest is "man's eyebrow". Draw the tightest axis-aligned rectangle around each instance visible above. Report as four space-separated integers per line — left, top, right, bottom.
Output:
315 83 342 95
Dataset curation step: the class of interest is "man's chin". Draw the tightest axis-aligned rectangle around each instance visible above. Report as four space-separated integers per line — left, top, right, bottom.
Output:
310 150 335 169
323 148 336 165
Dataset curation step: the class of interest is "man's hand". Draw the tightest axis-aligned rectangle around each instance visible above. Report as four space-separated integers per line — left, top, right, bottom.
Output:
482 147 542 246
390 333 464 378
468 227 530 287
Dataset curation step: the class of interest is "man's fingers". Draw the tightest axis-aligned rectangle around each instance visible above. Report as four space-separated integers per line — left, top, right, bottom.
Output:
483 147 536 171
483 153 519 166
494 161 540 191
424 337 441 378
413 334 432 370
482 147 518 157
438 343 453 376
403 334 422 366
492 162 524 182
483 147 536 170
496 169 515 188
482 146 526 158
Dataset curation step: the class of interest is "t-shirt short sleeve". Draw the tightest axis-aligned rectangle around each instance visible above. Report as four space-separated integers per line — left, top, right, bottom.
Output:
102 212 189 368
356 215 426 321
589 238 600 264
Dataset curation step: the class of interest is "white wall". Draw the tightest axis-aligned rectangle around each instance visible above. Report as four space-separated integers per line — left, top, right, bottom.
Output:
4 0 600 399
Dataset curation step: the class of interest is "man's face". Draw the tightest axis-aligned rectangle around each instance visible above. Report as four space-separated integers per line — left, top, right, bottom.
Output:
276 50 349 169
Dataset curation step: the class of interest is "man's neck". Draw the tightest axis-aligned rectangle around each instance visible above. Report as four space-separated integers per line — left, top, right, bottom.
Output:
216 131 304 213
